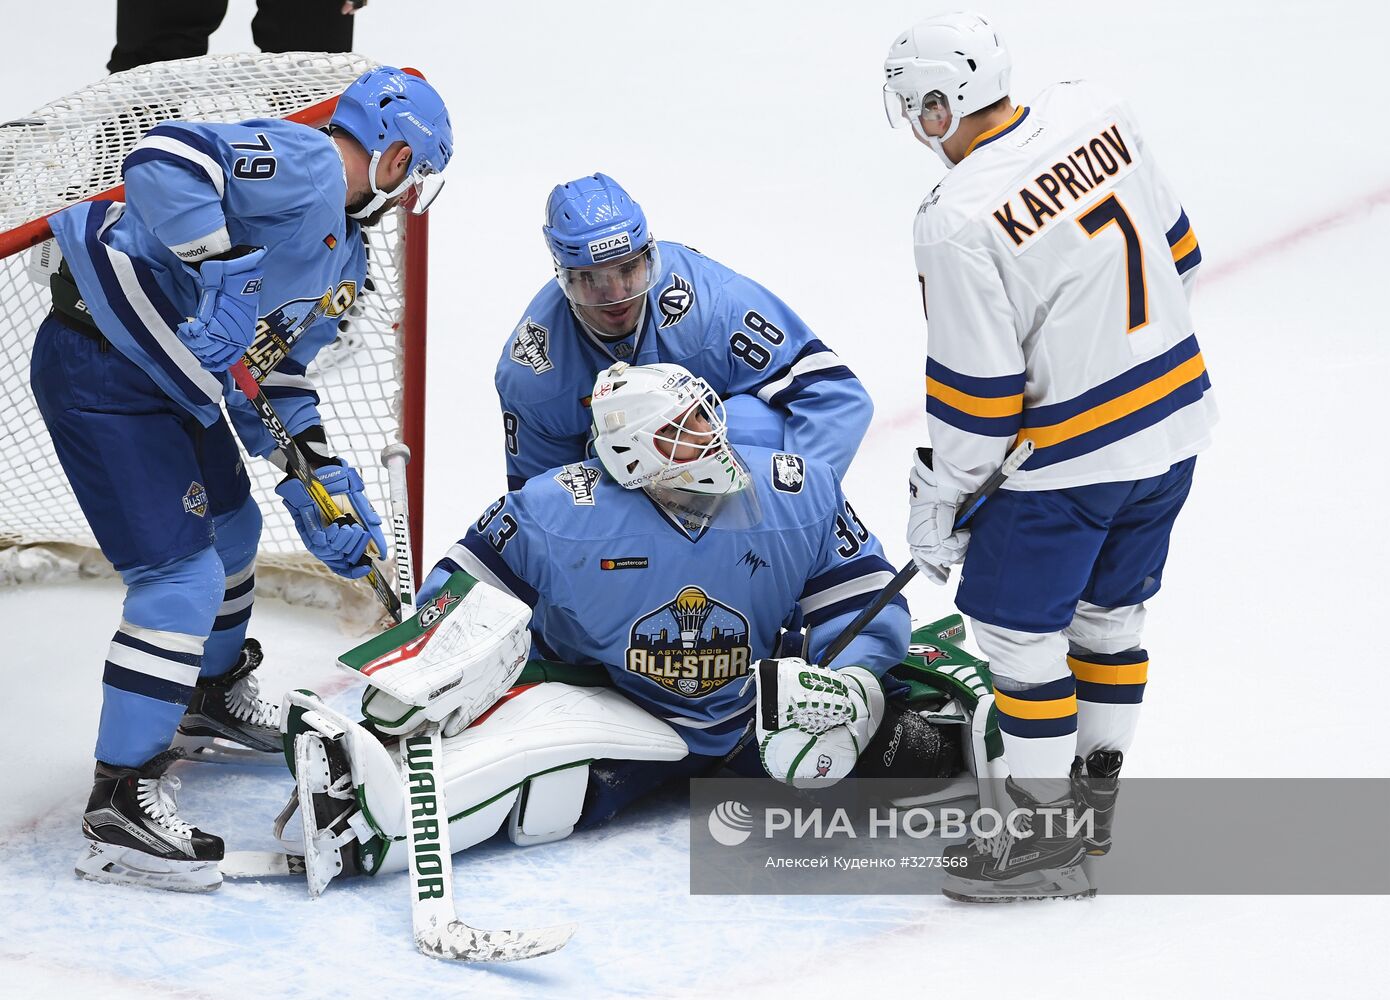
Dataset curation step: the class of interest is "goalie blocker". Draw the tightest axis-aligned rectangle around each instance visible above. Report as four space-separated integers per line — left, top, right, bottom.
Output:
280 572 1005 894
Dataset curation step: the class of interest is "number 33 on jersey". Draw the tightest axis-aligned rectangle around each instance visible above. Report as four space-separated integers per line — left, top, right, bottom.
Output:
913 79 1216 496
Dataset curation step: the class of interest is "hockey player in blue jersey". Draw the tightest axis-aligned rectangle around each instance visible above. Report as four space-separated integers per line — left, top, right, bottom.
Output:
28 66 453 891
282 362 961 890
495 173 874 490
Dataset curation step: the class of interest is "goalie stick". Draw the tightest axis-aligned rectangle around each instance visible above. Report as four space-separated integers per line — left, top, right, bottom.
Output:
383 445 573 962
227 447 574 962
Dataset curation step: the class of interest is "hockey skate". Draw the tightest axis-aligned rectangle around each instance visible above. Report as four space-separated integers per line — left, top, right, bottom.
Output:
291 716 364 897
941 776 1093 902
1073 749 1123 856
76 749 224 892
173 638 283 765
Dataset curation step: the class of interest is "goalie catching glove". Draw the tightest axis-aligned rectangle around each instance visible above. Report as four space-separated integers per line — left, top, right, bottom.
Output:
751 657 885 787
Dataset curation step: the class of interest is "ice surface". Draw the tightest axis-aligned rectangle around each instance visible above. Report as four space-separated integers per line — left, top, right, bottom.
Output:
2 1 1387 996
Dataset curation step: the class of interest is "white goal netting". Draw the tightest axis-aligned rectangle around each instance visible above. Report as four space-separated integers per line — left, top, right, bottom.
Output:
0 53 420 623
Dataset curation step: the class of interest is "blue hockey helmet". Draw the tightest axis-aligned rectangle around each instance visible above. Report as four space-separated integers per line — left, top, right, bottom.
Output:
331 66 454 218
542 173 662 308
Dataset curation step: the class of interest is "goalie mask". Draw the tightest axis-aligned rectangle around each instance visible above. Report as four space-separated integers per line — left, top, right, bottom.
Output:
590 362 752 497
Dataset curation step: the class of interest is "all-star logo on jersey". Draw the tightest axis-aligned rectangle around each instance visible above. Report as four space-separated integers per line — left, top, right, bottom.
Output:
182 481 209 517
244 281 357 379
554 463 601 506
771 452 805 494
510 318 553 375
658 273 694 329
626 586 752 698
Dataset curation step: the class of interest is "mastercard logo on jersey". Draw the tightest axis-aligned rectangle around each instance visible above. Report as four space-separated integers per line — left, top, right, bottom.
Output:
601 557 648 571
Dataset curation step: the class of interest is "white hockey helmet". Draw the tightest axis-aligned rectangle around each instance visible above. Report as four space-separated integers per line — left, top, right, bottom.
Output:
590 362 750 496
882 12 1011 164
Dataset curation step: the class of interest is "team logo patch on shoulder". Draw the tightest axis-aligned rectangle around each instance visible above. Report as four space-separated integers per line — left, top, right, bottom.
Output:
183 481 209 517
658 273 694 329
554 463 601 505
323 233 337 250
770 452 805 494
627 586 752 698
510 318 553 375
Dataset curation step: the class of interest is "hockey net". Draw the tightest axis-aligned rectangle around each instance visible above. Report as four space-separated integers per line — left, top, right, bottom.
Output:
0 52 426 625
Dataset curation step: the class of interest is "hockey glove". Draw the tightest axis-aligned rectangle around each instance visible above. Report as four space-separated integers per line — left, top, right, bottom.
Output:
176 247 266 372
751 657 884 787
275 458 387 579
907 447 967 585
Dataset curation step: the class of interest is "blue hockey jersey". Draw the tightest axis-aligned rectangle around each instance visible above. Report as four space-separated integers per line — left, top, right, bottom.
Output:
47 118 367 456
494 243 873 490
423 446 909 756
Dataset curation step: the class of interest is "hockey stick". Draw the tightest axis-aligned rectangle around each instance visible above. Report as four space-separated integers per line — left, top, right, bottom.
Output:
720 439 1034 769
381 445 575 963
819 437 1035 664
227 360 400 620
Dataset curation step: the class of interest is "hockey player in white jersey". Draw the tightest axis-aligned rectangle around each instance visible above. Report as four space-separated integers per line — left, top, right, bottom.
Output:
281 363 964 892
882 12 1216 900
29 68 453 891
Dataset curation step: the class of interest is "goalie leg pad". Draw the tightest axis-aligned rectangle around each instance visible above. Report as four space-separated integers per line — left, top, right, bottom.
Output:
283 684 689 884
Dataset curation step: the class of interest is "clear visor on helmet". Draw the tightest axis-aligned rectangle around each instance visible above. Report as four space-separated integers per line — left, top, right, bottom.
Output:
882 86 952 132
556 242 663 308
394 162 445 215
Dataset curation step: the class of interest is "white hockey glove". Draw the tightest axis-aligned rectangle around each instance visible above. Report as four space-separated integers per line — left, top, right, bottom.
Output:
907 447 967 584
751 658 884 787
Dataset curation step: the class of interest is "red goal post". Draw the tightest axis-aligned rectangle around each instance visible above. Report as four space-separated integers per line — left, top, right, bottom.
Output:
0 52 427 619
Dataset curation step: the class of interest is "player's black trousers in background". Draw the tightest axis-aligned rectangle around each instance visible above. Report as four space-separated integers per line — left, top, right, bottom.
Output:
108 0 355 74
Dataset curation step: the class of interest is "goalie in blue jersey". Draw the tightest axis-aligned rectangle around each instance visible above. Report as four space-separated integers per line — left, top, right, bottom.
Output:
283 362 965 893
29 67 453 892
494 173 875 490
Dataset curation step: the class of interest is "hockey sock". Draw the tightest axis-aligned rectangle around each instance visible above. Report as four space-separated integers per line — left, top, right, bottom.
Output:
1069 648 1147 759
203 497 261 677
100 547 222 765
992 674 1078 801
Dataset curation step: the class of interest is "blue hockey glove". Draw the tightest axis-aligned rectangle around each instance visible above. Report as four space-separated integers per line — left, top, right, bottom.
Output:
275 459 387 579
176 247 267 371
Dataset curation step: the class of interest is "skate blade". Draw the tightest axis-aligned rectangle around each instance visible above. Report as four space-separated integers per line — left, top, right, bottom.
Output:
75 842 222 893
942 865 1093 903
171 731 283 766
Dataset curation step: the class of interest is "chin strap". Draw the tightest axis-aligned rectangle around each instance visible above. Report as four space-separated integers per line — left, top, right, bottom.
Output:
348 148 416 221
912 108 962 169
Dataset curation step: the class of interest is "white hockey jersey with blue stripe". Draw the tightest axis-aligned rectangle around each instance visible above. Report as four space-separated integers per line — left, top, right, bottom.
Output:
495 243 873 489
913 80 1217 495
47 119 367 456
428 446 910 756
